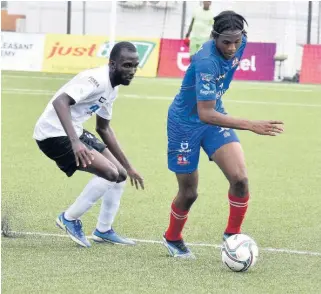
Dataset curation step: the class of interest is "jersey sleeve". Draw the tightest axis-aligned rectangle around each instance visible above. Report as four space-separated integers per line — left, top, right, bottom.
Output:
63 75 104 103
96 102 113 120
195 58 218 101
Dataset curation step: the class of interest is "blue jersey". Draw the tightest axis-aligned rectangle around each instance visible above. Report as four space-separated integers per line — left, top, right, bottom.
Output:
169 36 247 124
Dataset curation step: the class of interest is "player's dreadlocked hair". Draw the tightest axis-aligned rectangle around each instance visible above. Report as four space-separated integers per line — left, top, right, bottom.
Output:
109 41 137 61
211 11 248 39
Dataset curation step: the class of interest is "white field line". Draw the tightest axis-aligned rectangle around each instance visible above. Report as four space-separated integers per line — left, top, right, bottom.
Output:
2 73 321 92
4 230 321 257
2 88 321 108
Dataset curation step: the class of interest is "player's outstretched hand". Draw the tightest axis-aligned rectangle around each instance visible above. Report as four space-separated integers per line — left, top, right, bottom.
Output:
71 139 94 168
250 120 284 136
127 167 144 190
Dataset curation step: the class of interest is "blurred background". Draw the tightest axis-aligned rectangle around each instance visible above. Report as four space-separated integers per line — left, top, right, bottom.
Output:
1 1 321 83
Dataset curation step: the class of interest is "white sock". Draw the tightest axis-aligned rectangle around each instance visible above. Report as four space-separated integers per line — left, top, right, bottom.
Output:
96 180 126 232
64 176 116 220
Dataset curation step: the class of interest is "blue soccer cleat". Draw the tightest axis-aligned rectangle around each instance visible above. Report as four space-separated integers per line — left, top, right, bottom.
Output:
162 234 195 259
92 228 136 245
56 212 91 248
223 232 238 241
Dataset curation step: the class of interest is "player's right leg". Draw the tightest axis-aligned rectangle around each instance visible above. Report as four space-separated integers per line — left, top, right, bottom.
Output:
163 113 205 258
163 171 198 259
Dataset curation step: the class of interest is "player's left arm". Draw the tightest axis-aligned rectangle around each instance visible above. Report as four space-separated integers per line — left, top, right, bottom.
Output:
95 115 144 189
195 58 283 134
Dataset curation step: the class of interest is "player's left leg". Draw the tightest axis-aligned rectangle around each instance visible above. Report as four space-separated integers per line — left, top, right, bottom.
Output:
91 147 135 245
202 127 249 240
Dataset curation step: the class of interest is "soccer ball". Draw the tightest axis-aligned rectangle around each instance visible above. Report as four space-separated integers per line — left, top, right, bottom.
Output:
221 234 259 272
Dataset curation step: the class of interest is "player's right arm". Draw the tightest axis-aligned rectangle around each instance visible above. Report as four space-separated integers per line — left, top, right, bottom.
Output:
52 77 99 167
195 60 284 136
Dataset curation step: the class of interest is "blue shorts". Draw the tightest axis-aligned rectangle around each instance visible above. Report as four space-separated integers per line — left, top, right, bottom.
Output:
167 113 240 174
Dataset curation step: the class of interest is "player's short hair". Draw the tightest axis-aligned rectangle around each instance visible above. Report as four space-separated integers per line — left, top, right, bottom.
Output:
109 41 137 61
211 11 248 38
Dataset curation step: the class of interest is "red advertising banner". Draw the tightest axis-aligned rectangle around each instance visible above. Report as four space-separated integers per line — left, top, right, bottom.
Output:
158 39 189 78
158 38 276 81
300 45 321 84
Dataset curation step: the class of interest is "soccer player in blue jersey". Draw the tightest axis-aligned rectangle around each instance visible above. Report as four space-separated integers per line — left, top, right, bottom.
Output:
163 11 284 258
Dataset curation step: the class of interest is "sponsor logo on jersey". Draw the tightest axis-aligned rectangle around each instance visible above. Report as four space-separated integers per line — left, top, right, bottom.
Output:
203 83 211 90
98 96 106 103
200 89 215 95
88 76 100 88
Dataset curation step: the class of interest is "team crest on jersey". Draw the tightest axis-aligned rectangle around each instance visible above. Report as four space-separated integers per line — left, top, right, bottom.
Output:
200 73 214 82
232 57 239 68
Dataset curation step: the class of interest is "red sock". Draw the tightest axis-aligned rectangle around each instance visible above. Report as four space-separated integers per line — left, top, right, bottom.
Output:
225 193 249 234
165 202 189 241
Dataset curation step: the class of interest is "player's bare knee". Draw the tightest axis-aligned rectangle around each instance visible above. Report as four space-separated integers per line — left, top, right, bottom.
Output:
117 168 127 182
102 169 119 182
184 188 198 206
230 176 249 197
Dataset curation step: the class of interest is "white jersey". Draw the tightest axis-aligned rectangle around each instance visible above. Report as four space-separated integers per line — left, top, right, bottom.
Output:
33 65 118 141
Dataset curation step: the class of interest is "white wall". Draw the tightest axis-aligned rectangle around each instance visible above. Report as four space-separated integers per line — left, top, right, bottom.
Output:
6 1 321 78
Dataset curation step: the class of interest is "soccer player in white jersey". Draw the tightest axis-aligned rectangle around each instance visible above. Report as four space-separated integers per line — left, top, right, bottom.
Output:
33 42 144 248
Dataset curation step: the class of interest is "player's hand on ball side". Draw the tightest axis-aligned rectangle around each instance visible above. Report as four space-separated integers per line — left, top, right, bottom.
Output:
127 167 144 190
71 140 94 168
250 120 284 136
